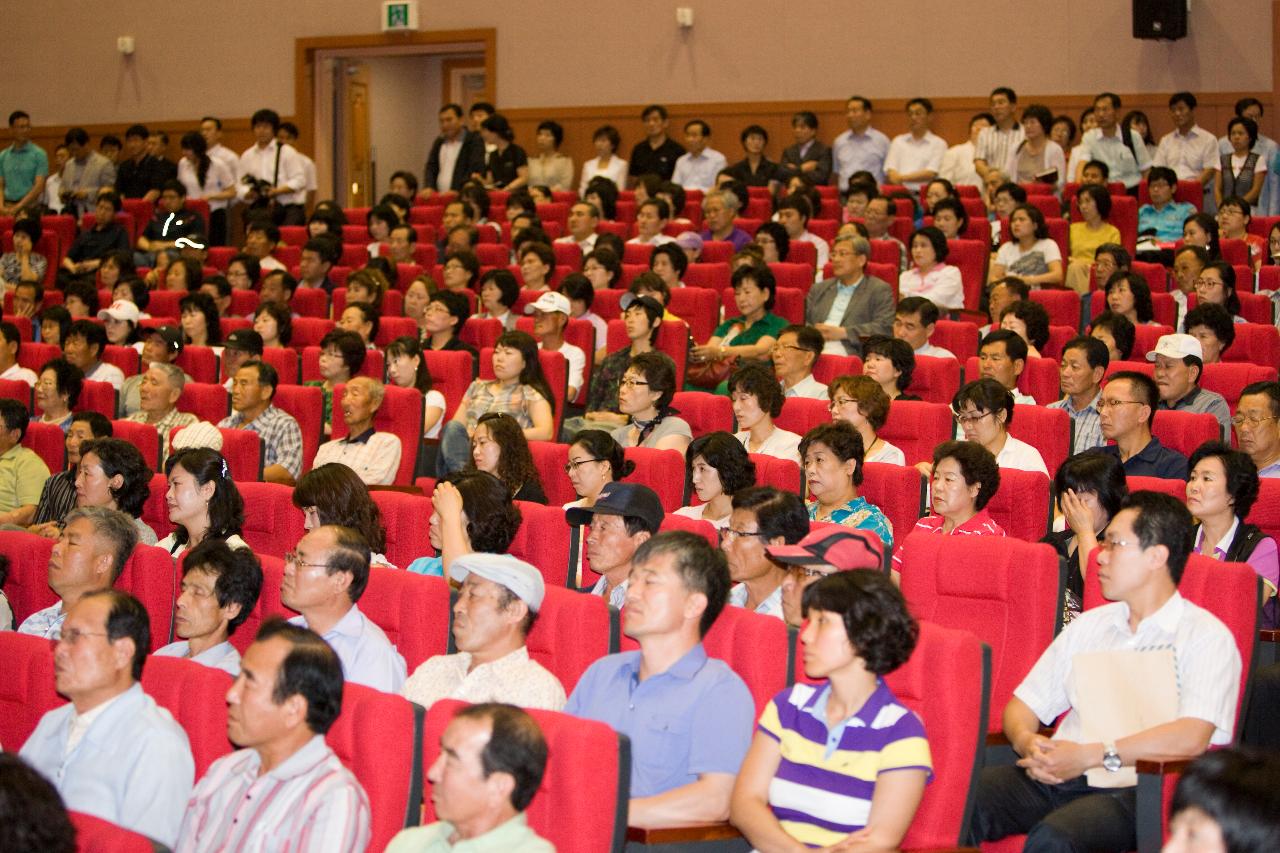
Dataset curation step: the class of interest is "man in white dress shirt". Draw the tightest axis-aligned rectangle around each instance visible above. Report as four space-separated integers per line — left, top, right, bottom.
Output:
894 296 957 360
832 95 891 187
21 590 195 847
772 325 829 400
282 524 407 693
1153 92 1218 204
671 120 727 192
0 320 37 385
971 492 1240 853
199 116 239 178
235 108 307 225
401 552 566 711
277 122 316 205
525 291 586 401
554 201 600 254
1075 92 1151 189
885 97 947 191
939 113 993 188
154 539 263 676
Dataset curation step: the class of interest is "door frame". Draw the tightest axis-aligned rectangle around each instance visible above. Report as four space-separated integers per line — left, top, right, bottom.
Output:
294 28 496 199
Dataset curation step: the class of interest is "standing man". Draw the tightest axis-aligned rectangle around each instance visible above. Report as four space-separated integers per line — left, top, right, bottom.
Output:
115 124 168 201
423 104 487 198
199 116 240 178
806 234 894 356
236 109 307 226
885 98 947 192
974 88 1025 182
671 120 727 191
277 122 317 207
832 96 890 188
1152 92 1218 199
1049 336 1109 454
59 128 116 219
0 111 48 215
779 111 832 186
175 619 371 852
1234 381 1280 477
629 105 686 183
1075 93 1151 189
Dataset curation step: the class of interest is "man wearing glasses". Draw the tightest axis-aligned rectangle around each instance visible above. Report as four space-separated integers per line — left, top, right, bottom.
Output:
805 234 894 357
21 590 195 847
1096 371 1189 479
971 491 1239 852
566 481 663 610
281 524 406 693
1234 381 1280 478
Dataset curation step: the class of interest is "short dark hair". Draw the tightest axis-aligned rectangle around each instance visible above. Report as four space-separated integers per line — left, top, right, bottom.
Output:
684 119 711 137
632 530 731 637
953 377 1015 426
829 375 891 431
996 182 1028 205
182 540 263 636
1187 440 1261 518
71 411 113 439
1094 91 1121 109
727 361 784 417
1169 91 1197 110
776 193 812 224
236 359 279 399
454 703 549 812
38 358 83 409
863 335 915 391
910 226 949 263
250 109 281 132
928 197 969 235
847 95 873 111
0 398 29 442
448 471 523 554
731 485 808 546
629 351 679 411
592 124 621 150
895 295 939 330
1090 311 1136 360
1228 116 1260 150
1183 303 1236 355
1083 159 1110 179
991 86 1017 103
389 170 419 194
1062 335 1111 372
0 753 77 853
802 570 918 675
1169 748 1280 852
779 324 822 362
479 268 520 310
319 525 371 603
649 242 689 278
440 103 464 119
180 292 222 345
1146 166 1178 189
981 328 1029 363
66 283 102 318
1055 451 1128 520
792 111 819 130
1020 103 1053 132
933 440 1001 510
1240 381 1280 418
685 432 756 497
641 104 669 121
1077 183 1112 218
800 421 867 486
740 124 768 145
88 589 151 680
1108 370 1160 427
319 329 366 375
12 217 41 245
256 617 344 734
164 447 245 544
1001 300 1051 351
1124 490 1194 583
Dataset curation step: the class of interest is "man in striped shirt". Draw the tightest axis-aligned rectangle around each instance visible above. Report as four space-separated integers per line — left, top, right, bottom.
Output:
176 619 371 853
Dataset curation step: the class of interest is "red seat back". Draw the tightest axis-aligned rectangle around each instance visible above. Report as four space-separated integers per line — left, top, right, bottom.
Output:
671 391 733 437
701 605 790 715
1029 289 1083 329
813 353 863 386
658 512 718 550
1200 362 1277 413
666 286 719 344
983 468 1051 541
1152 409 1221 458
604 319 689 389
236 481 306 559
860 462 926 544
117 542 181 648
1040 324 1078 362
288 317 335 348
508 500 574 588
73 379 116 418
177 381 229 423
769 262 814 294
1222 323 1280 367
181 426 261 481
1126 475 1186 501
101 344 140 377
142 473 169 540
906 353 962 404
174 344 219 384
421 349 475 421
270 384 323 475
899 533 1061 732
948 239 989 311
0 376 30 407
620 446 685 512
1008 404 1071 478
70 810 156 852
423 699 629 853
21 421 64 473
259 346 300 385
289 287 329 319
110 419 160 469
932 320 980 363
140 655 234 777
369 489 435 570
527 441 575 506
773 395 830 437
526 584 614 694
0 631 60 748
18 341 59 372
1246 479 1280 541
750 453 801 495
357 567 451 672
880 400 953 466
684 262 732 291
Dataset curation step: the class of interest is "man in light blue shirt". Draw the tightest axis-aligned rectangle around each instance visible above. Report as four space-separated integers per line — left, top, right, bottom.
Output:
671 120 727 192
1075 92 1151 189
21 590 195 847
565 530 755 828
154 539 263 676
1138 167 1196 242
831 96 890 187
283 524 407 693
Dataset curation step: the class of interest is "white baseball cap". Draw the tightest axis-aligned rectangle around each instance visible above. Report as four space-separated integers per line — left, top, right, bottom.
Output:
523 291 570 316
1146 333 1203 362
448 552 545 611
98 300 140 323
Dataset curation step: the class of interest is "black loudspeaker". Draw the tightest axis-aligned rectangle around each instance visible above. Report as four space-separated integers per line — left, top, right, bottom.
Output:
1133 0 1188 40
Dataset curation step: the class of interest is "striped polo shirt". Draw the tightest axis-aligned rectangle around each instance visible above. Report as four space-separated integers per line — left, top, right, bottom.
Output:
758 680 932 848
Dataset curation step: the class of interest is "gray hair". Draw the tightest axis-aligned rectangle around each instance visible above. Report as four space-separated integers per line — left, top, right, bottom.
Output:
833 234 871 257
703 189 740 213
150 362 186 393
347 376 385 409
64 506 140 582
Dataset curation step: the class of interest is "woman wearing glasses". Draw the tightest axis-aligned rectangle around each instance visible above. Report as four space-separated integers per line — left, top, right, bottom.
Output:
951 378 1048 475
719 485 809 618
674 432 757 530
800 422 893 547
828 375 906 466
466 412 546 504
610 351 692 455
156 447 249 558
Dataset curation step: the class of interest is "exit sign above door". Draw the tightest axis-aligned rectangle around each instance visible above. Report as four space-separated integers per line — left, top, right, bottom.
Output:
381 1 419 31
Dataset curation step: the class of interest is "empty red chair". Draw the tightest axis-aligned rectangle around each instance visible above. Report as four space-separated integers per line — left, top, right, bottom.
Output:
898 533 1061 732
672 390 733 437
659 512 718 549
773 395 829 437
21 421 64 472
1152 409 1221 458
290 287 329 319
140 655 234 776
526 584 613 694
528 442 575 505
357 566 451 671
1223 322 1280 367
750 453 801 494
236 481 306 559
270 384 323 475
1246 478 1280 542
1029 289 1084 329
860 462 926 546
813 353 862 385
880 400 953 466
0 631 61 748
421 349 475 422
508 501 574 587
1129 323 1175 360
983 468 1052 541
947 238 989 312
177 381 229 423
932 319 980 362
110 419 160 468
1008 404 1071 478
173 345 219 384
1200 362 1277 412
73 379 116 418
369 489 434 569
622 446 685 513
906 353 962 404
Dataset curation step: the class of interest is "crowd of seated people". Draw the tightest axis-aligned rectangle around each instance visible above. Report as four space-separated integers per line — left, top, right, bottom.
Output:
4 84 1280 852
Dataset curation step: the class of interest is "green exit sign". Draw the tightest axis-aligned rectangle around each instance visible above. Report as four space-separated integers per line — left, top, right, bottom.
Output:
382 1 418 31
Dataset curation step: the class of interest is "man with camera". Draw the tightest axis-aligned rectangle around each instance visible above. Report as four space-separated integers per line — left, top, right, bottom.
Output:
235 108 307 226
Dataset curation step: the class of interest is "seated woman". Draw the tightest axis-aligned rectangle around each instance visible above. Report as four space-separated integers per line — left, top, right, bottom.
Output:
422 290 478 367
579 124 628 194
1193 261 1245 324
720 486 808 618
39 306 72 350
799 421 893 547
225 253 261 292
1216 195 1266 272
337 302 378 348
1089 310 1137 362
402 275 432 338
898 226 963 311
989 204 1064 288
364 203 399 259
674 431 757 530
728 361 802 464
344 268 388 313
829 374 906 466
563 429 631 509
152 256 204 292
923 177 957 213
518 242 555 293
97 250 134 295
1187 441 1279 627
1004 103 1067 186
951 377 1048 474
999 299 1051 359
306 329 365 436
1043 451 1127 624
441 249 480 293
1104 270 1156 327
386 336 446 440
752 221 790 264
892 440 1005 576
649 242 688 291
179 292 221 347
1066 184 1122 293
0 217 47 286
35 358 82 431
467 411 547 503
582 246 623 291
439 330 555 474
690 266 788 392
292 462 397 569
862 335 919 402
307 203 346 240
929 197 969 241
157 447 250 558
99 300 140 348
406 470 522 577
1182 212 1222 261
75 437 157 546
1091 242 1130 291
252 301 291 349
610 351 692 454
731 570 930 852
472 268 520 330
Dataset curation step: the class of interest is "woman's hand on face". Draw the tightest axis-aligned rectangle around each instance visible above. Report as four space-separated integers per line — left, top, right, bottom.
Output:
1060 488 1095 536
432 481 464 518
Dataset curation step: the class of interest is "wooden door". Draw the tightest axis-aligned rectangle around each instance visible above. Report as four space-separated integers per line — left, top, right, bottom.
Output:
342 63 372 207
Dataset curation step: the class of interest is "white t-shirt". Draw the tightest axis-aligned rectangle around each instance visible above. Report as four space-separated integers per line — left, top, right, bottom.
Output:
866 440 906 467
424 389 446 439
995 434 1049 475
0 363 38 386
995 238 1062 276
734 427 802 465
540 340 585 399
673 503 731 530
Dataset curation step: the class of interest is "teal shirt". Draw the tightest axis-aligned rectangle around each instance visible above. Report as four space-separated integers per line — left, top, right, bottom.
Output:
385 813 554 853
712 311 787 345
0 141 49 201
808 495 894 550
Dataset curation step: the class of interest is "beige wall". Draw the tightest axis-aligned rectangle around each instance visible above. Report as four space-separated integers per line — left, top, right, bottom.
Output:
361 54 442 189
2 0 1272 127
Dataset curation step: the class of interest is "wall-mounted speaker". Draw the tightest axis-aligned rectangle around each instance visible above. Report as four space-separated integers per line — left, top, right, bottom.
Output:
1133 0 1188 40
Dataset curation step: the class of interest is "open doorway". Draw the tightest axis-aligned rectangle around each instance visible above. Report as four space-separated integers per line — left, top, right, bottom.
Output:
294 30 495 205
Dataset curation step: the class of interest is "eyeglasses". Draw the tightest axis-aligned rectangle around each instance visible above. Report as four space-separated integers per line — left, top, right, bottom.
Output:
284 550 329 570
771 344 806 355
56 628 108 645
719 527 767 542
1231 413 1278 427
1095 398 1144 410
619 378 650 389
564 457 603 474
951 409 993 425
1099 536 1134 551
829 396 856 410
1192 277 1224 288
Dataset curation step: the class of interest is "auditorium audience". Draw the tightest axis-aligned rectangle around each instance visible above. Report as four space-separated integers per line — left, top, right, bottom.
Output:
29 411 110 536
1164 748 1280 853
33 357 81 431
894 296 956 360
805 234 894 357
720 486 808 618
154 539 262 675
998 298 1051 359
408 471 523 579
978 329 1035 405
1192 260 1244 324
157 447 250 557
1182 302 1235 364
1089 310 1136 362
900 225 964 311
989 204 1064 288
771 324 828 400
611 351 692 453
827 374 906 465
385 335 447 440
63 319 124 390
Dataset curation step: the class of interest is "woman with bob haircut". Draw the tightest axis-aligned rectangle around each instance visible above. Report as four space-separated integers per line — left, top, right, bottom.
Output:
674 431 757 530
894 440 1004 574
989 203 1064 288
527 119 573 191
75 437 157 545
728 361 802 464
292 462 396 569
1104 270 1156 326
579 124 628 195
1186 441 1278 626
949 377 1048 475
179 291 221 347
899 225 963 311
610 351 692 454
1043 450 1128 622
1066 183 1121 293
999 299 1051 359
731 569 930 851
828 374 906 465
385 336 446 440
1165 747 1280 853
406 470 523 577
467 411 547 504
562 429 632 509
928 196 969 241
472 268 520 330
862 335 919 402
648 242 689 290
157 447 248 557
799 421 893 546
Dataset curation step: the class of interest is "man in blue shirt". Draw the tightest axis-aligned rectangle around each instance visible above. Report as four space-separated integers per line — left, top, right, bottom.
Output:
565 530 755 829
1138 167 1195 242
0 110 48 215
1098 371 1189 478
21 590 195 847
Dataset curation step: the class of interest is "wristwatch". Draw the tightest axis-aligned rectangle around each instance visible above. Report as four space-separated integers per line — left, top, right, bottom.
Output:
1102 742 1122 772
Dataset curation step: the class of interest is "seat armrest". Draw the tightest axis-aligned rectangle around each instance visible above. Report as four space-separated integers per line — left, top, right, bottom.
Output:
1135 757 1194 853
626 822 743 844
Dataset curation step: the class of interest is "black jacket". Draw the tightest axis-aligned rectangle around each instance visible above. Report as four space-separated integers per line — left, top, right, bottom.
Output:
423 130 487 193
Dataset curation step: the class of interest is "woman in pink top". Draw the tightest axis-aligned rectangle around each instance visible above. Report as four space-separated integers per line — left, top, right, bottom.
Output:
898 226 963 311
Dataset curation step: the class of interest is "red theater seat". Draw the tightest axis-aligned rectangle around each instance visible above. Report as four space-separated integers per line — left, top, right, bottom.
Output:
140 655 234 777
1009 404 1071 478
357 567 451 672
174 345 219 384
932 319 980 362
370 489 435 570
508 500 574 587
813 353 862 386
177 381 229 423
773 395 830 437
270 384 323 475
880 400 953 466
528 441 575 506
622 446 685 513
0 631 60 748
1152 409 1222 458
21 421 64 472
672 390 733 436
73 379 116 418
526 584 614 694
984 468 1052 541
860 462 926 545
907 354 962 404
110 419 160 469
236 481 306 559
330 383 422 484
70 811 156 853
750 453 801 495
